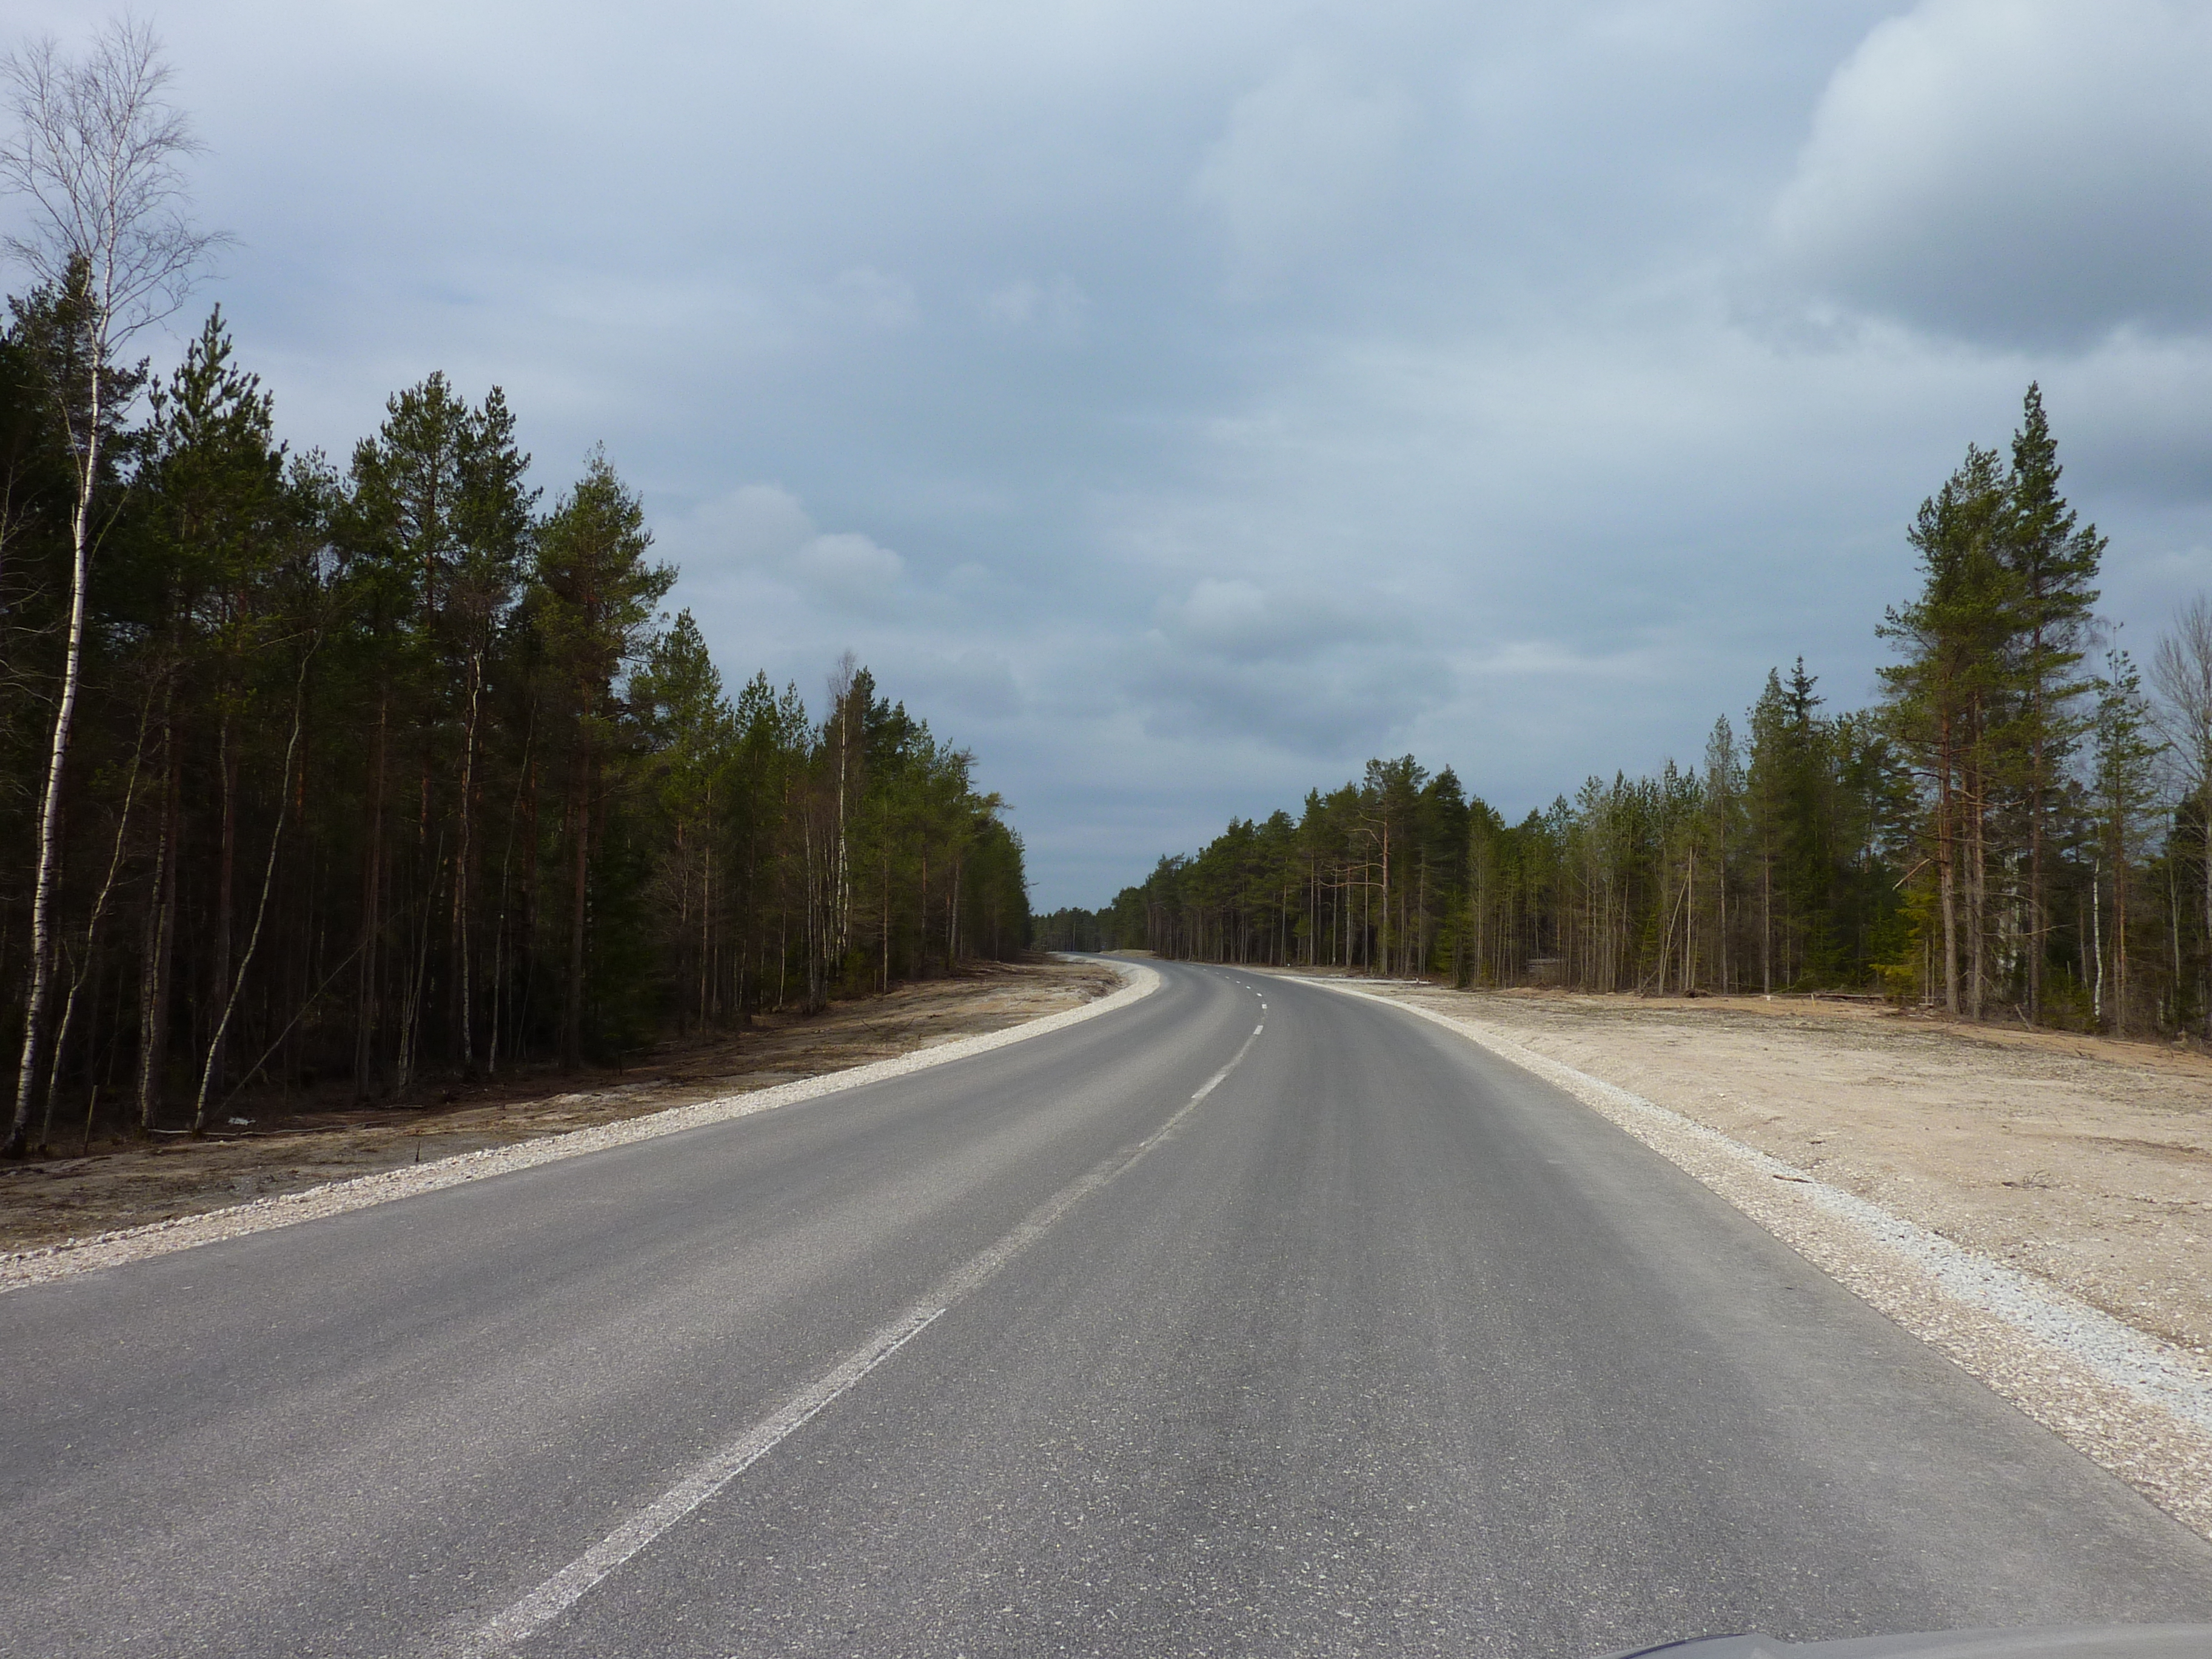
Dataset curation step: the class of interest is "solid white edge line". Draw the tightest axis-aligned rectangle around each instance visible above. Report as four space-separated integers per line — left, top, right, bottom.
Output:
448 1005 1265 1656
4 959 1163 1292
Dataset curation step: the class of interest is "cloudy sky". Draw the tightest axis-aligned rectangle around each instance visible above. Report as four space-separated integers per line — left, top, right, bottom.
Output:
12 1 2212 907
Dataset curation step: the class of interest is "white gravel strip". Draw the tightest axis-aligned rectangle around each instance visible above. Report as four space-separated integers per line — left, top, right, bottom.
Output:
1315 978 2212 1540
1 961 1159 1295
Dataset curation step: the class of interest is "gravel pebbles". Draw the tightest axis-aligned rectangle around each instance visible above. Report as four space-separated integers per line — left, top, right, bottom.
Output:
0 961 1159 1295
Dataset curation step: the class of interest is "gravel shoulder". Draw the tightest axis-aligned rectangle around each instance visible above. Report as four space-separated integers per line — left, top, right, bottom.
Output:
1281 972 2212 1539
0 958 1124 1262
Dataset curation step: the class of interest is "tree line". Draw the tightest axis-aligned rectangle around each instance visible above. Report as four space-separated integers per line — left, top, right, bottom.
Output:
1082 387 2212 1041
0 303 1028 1156
0 21 1026 1159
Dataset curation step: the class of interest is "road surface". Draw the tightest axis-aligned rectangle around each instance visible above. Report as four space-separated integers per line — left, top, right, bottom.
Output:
4 961 2211 1658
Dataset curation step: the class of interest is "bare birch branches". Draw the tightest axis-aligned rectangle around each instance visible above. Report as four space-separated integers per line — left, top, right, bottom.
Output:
2 18 218 1156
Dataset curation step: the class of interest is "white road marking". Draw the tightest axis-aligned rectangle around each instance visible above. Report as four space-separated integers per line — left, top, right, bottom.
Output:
455 1308 942 1657
449 1021 1266 1657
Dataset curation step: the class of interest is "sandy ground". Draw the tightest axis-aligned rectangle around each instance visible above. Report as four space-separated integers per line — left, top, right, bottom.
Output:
0 959 1120 1257
1309 978 2212 1358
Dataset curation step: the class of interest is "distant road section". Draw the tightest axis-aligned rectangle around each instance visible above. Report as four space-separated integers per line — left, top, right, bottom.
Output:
4 962 2211 1658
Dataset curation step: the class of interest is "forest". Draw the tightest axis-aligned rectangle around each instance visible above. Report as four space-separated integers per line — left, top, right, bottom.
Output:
1067 387 2212 1042
0 24 1027 1162
0 291 1028 1157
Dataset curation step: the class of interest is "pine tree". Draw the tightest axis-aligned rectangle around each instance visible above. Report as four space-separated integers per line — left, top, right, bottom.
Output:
632 610 732 1030
1880 445 2014 1016
135 309 300 1128
2000 384 2103 1019
528 451 671 1067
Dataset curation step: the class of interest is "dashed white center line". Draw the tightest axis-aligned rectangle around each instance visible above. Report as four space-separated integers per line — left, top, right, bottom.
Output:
446 1020 1267 1657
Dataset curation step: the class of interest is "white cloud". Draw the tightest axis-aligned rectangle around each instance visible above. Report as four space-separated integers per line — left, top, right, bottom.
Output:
796 531 907 608
1127 645 1445 757
1769 0 2212 344
822 266 920 332
982 275 1089 340
665 486 905 614
685 483 817 566
1467 638 1663 682
1126 577 1436 752
1153 577 1381 665
1190 54 1410 287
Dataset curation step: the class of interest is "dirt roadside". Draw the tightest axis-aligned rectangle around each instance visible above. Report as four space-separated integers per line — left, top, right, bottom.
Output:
0 958 1121 1258
1291 975 2212 1358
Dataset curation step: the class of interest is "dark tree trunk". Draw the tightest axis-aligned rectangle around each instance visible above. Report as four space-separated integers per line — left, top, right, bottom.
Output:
354 687 389 1101
208 714 239 1103
561 734 590 1071
137 704 181 1131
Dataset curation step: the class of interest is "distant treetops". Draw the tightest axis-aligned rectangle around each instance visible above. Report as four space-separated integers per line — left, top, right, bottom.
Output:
1091 387 2204 1042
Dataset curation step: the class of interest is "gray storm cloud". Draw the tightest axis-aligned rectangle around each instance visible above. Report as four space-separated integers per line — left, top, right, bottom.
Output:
12 0 2212 903
1125 578 1441 754
1770 0 2212 346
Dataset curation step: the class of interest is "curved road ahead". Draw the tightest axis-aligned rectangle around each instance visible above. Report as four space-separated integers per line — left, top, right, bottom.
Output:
5 962 2211 1658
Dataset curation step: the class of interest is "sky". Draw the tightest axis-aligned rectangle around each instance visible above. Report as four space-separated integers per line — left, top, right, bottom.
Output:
10 1 2212 909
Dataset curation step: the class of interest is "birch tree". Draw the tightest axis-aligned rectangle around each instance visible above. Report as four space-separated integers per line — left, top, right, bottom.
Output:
2153 596 2212 1036
2090 651 2164 1034
2 18 220 1155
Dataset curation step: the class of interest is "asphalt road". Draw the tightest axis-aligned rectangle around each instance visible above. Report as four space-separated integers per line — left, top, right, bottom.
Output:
5 961 2212 1659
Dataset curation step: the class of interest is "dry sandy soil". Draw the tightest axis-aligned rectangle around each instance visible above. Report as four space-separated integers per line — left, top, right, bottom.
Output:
0 958 1119 1256
1326 978 2212 1358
